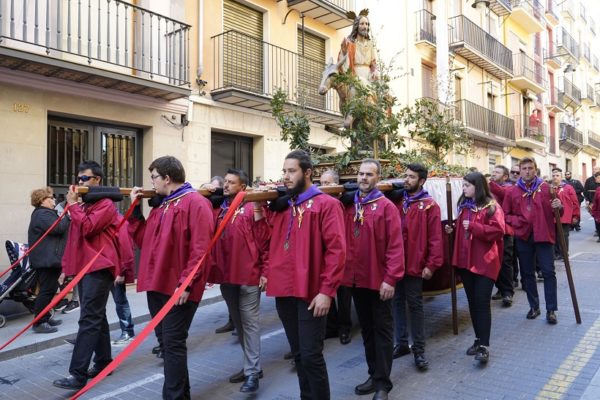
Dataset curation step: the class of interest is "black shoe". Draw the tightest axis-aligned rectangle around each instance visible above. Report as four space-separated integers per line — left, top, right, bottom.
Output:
215 320 234 334
466 340 480 356
62 301 80 314
474 346 489 364
229 369 264 383
53 376 86 390
283 351 295 360
491 290 502 300
48 318 63 326
240 374 259 393
392 343 411 359
575 227 581 231
546 311 558 325
151 345 162 355
87 365 113 379
355 377 375 395
501 295 513 308
595 232 598 237
54 298 69 312
32 322 57 334
414 353 429 371
64 337 76 345
373 389 388 400
526 308 541 319
156 350 164 359
340 331 352 345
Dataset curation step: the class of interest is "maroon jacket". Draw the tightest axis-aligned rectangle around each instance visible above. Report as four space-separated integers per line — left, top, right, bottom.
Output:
452 203 505 281
554 184 580 225
128 192 214 303
208 202 270 286
264 192 346 302
489 181 514 236
394 197 443 278
503 181 558 244
62 199 120 277
342 196 405 290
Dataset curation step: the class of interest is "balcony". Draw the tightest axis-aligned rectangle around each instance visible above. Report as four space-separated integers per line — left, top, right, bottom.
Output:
545 0 559 25
0 0 191 100
448 15 513 80
557 76 581 108
583 84 595 105
510 53 546 93
488 0 512 17
415 10 436 49
559 123 583 153
454 99 515 146
210 30 342 127
286 0 354 29
560 0 575 20
514 115 547 150
510 0 545 33
583 44 591 64
593 55 600 72
556 27 580 61
546 82 563 113
586 131 600 152
544 44 562 69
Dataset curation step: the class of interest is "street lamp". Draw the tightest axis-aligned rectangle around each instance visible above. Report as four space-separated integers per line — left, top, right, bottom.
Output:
471 0 490 9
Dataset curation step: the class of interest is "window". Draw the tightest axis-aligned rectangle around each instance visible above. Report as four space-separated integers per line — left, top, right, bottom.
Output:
565 158 572 173
422 64 435 99
211 132 253 181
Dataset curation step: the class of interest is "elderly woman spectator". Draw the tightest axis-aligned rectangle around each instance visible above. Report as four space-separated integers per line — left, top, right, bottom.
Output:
28 187 70 334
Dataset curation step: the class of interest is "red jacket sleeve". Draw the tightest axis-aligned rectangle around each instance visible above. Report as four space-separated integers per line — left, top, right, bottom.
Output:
69 199 117 239
127 209 147 249
424 204 444 272
567 185 580 221
489 181 504 204
318 200 347 297
383 202 405 286
252 216 271 276
179 197 215 287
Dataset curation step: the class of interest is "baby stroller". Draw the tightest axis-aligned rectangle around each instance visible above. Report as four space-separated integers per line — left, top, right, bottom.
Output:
0 240 43 328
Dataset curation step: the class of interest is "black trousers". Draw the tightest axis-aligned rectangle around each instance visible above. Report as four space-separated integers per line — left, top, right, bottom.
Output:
325 285 352 335
554 223 570 257
147 291 164 349
351 286 393 393
495 235 514 296
33 268 61 325
69 269 113 382
147 291 198 400
276 297 330 400
457 269 494 347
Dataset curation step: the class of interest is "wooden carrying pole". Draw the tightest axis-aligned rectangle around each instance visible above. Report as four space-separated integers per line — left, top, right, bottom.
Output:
76 182 396 202
445 177 459 335
550 186 582 324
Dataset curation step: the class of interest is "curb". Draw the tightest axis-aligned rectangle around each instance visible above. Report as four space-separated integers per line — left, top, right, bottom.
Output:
0 294 225 362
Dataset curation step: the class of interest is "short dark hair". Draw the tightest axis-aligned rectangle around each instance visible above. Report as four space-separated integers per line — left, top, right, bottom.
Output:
406 163 428 182
494 165 509 177
226 168 249 186
285 150 313 176
519 157 537 169
321 169 339 184
594 171 600 178
361 158 381 175
78 160 103 179
148 156 186 183
552 167 563 173
210 176 224 187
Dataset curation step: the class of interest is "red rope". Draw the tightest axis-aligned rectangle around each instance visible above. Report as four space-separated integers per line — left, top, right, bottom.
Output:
71 191 246 399
0 203 72 279
0 197 140 352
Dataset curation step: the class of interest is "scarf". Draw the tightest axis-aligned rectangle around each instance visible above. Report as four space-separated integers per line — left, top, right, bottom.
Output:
402 189 432 214
284 185 322 250
161 182 196 205
457 198 477 214
516 177 544 198
354 189 384 225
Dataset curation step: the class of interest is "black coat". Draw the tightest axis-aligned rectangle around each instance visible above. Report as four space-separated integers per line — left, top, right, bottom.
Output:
584 176 599 203
27 207 70 269
564 178 584 204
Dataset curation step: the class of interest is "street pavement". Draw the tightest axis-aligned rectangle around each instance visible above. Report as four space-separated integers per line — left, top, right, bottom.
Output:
1 213 600 399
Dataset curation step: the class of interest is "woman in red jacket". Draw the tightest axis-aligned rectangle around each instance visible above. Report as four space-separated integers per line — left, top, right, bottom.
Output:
446 172 505 364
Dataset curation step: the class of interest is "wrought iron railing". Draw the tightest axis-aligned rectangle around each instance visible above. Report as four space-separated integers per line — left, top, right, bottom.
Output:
543 43 561 66
454 99 515 141
211 30 340 114
588 131 600 149
511 0 544 22
0 0 191 86
317 0 354 10
513 115 547 143
546 0 559 20
558 76 581 103
559 123 583 144
496 0 512 9
415 9 436 44
448 15 513 74
557 27 580 59
513 53 545 87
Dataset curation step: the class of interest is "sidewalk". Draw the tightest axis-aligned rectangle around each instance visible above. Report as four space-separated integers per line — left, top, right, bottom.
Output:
0 283 224 362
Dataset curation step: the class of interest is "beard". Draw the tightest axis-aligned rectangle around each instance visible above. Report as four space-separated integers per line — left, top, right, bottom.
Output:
287 178 307 197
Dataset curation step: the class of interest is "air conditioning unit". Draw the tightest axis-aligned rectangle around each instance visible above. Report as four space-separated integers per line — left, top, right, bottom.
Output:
525 90 538 101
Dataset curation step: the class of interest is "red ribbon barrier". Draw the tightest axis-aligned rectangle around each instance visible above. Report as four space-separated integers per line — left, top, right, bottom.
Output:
0 203 72 279
0 197 139 352
71 191 246 399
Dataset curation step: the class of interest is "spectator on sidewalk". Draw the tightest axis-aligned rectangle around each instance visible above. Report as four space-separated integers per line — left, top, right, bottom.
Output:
590 172 600 242
446 172 505 364
550 168 579 261
111 217 136 345
563 171 584 231
28 187 70 334
584 167 600 235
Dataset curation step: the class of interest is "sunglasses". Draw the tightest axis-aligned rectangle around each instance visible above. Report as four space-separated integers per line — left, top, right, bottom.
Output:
78 175 97 182
510 171 520 175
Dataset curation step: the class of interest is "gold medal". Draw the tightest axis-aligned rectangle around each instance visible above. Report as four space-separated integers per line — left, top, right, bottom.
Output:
297 206 305 228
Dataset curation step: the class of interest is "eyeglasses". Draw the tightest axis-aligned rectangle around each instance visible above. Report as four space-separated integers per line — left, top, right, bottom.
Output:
78 175 97 182
150 174 162 181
